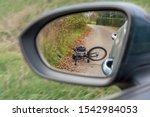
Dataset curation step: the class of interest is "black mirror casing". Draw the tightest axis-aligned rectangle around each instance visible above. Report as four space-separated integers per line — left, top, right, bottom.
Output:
19 2 150 86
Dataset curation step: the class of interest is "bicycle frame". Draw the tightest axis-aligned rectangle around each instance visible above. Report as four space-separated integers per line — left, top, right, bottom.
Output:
72 46 107 65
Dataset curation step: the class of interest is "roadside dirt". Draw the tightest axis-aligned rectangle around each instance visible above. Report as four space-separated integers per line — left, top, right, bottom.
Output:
57 24 115 76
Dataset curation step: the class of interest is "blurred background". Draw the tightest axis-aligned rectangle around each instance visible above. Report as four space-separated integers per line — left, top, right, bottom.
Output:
0 0 149 99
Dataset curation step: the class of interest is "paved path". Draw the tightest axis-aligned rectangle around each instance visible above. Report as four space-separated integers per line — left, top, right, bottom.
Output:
74 24 115 76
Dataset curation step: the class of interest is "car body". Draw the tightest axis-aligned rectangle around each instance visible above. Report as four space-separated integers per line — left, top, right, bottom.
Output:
102 21 128 76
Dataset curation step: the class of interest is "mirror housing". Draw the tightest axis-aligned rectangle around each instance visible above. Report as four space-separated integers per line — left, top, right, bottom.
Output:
20 2 150 86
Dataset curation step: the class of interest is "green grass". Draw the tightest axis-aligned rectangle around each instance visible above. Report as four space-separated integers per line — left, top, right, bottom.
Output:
40 14 89 66
0 0 150 99
0 43 119 99
47 27 88 66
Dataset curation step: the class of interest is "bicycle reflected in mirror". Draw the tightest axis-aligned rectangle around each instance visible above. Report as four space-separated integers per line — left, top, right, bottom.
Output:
72 46 107 65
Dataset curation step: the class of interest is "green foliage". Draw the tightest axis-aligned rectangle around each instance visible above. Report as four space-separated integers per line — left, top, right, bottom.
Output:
96 11 126 27
96 18 125 27
39 14 88 66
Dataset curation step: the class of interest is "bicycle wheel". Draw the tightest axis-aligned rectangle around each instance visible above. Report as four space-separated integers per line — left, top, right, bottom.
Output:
87 46 107 61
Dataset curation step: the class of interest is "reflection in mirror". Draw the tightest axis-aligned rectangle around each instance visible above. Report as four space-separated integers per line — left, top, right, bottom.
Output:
37 11 127 77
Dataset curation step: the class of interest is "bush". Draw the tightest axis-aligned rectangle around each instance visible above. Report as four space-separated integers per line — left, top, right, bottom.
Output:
39 14 88 66
96 17 125 27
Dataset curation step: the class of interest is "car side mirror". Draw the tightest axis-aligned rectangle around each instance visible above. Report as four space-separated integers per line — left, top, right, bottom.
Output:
20 2 150 87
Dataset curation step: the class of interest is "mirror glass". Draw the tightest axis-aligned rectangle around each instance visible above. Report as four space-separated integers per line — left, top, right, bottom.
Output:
37 11 127 77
